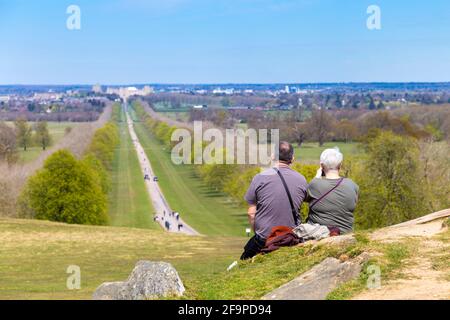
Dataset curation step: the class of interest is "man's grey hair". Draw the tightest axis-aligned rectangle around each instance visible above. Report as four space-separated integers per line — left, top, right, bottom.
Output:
320 147 343 170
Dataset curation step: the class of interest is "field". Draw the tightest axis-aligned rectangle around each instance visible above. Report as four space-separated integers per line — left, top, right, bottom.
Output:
159 111 190 122
108 109 157 230
129 109 248 237
294 142 361 163
0 218 244 300
5 121 81 163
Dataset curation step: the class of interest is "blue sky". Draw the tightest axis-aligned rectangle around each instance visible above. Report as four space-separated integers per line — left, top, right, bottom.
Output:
1 0 450 84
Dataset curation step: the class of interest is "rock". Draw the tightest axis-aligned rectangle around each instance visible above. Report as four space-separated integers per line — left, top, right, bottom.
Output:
316 234 356 247
93 261 185 300
126 261 186 300
92 282 130 300
262 253 371 300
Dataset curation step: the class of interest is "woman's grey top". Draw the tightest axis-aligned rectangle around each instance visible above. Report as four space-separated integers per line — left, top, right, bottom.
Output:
307 178 359 234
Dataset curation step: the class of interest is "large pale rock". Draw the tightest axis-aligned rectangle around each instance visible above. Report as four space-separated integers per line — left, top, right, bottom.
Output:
93 261 185 300
263 253 370 300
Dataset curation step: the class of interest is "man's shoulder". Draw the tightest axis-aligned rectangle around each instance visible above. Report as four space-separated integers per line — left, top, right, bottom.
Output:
254 168 277 180
283 167 307 183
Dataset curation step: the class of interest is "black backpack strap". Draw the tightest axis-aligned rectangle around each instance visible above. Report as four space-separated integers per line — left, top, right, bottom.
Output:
274 168 300 225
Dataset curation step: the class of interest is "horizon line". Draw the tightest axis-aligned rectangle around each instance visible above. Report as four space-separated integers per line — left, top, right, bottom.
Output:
2 81 450 87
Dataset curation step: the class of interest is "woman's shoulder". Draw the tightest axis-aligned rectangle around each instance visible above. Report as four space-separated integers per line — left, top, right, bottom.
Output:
342 178 359 191
309 177 358 188
308 177 329 189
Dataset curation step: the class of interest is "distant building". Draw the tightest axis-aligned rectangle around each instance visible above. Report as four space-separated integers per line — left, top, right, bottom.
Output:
92 83 103 93
142 85 154 95
0 95 10 103
33 92 62 101
106 86 154 100
285 85 290 94
213 88 234 95
193 104 208 109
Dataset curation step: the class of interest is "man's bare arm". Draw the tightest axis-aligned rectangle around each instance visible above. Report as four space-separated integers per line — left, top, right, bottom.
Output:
247 205 257 231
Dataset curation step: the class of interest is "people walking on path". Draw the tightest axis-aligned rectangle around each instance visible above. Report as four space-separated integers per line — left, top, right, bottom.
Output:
124 107 198 236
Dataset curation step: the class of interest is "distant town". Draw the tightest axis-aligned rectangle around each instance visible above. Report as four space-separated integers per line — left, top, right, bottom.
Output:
1 83 450 121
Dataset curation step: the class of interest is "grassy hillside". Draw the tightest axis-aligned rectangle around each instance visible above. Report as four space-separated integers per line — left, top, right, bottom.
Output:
130 117 248 237
108 109 157 229
0 217 447 300
0 218 245 300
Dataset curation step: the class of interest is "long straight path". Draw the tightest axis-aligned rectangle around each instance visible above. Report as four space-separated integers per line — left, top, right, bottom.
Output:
124 104 199 236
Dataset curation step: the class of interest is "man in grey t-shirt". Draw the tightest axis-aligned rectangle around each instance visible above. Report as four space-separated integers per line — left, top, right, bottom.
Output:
241 142 308 260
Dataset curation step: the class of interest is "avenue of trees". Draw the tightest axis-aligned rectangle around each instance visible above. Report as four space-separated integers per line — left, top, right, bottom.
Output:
17 105 120 225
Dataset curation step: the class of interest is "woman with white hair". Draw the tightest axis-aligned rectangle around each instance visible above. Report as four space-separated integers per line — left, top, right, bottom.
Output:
306 147 359 234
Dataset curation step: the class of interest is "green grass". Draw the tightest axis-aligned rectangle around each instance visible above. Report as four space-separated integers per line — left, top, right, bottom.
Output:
129 111 248 237
158 111 190 122
294 142 361 163
195 243 345 299
0 218 244 300
1 217 444 300
107 109 158 229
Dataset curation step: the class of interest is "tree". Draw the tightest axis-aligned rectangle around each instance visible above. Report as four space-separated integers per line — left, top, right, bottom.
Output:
335 119 359 143
221 97 231 107
376 101 385 110
34 121 52 150
0 122 18 164
307 109 335 146
290 122 309 147
223 166 260 206
14 118 32 151
368 97 376 110
19 150 108 225
352 131 427 229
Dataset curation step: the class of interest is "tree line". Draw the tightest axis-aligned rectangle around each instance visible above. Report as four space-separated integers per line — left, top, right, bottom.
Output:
190 105 449 147
0 119 53 164
17 104 121 225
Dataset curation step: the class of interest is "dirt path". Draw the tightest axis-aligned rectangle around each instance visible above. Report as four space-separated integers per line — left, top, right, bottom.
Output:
353 209 450 300
124 104 199 236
